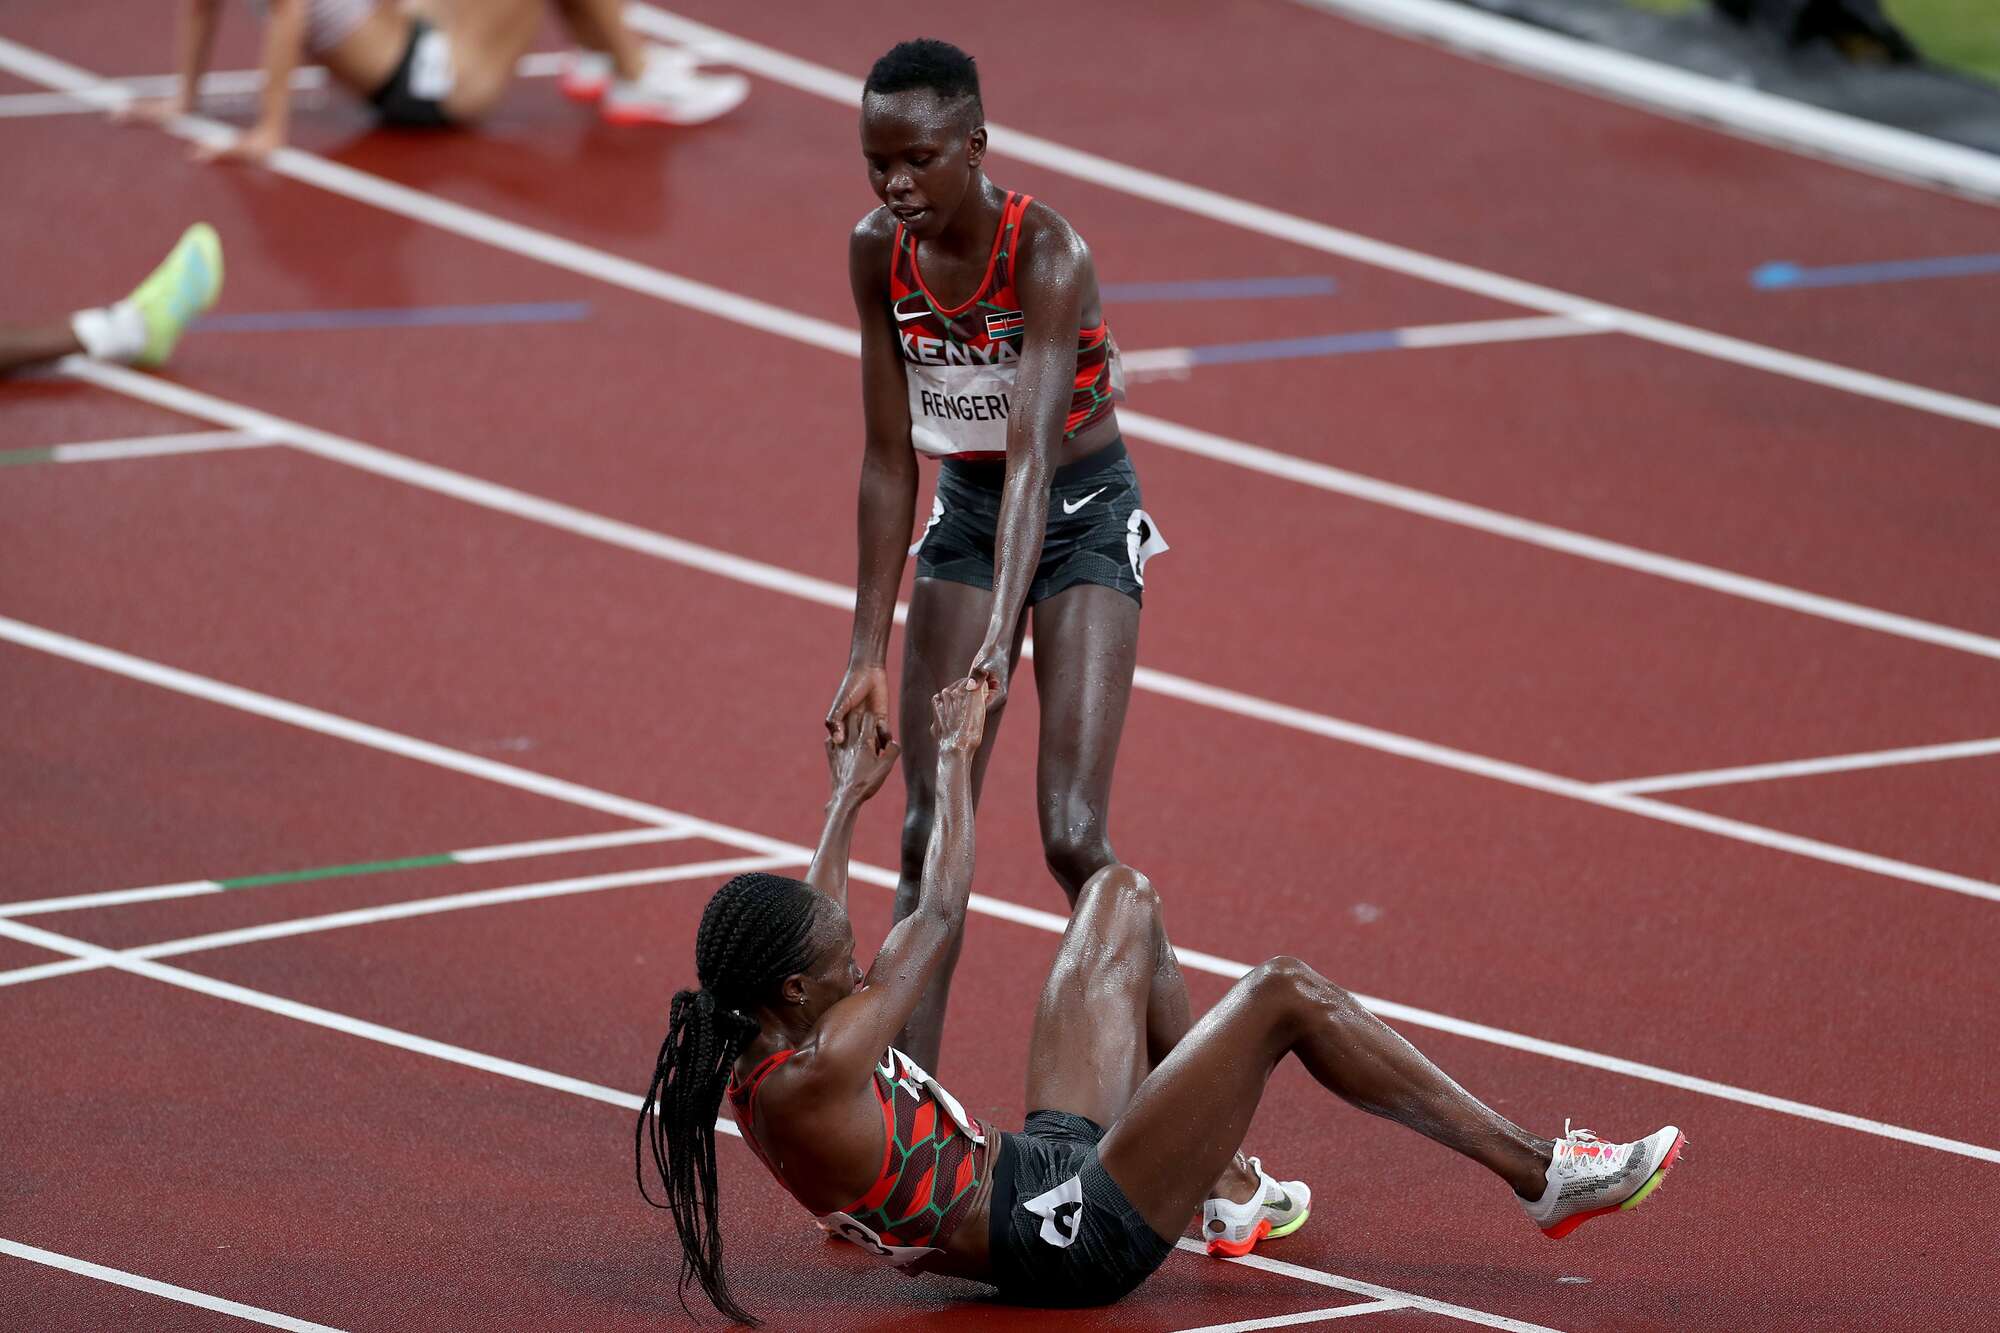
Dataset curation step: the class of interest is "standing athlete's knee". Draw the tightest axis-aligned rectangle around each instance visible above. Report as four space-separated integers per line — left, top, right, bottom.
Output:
900 800 934 858
1039 801 1114 888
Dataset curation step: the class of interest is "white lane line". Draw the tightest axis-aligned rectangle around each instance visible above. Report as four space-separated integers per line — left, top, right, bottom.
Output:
1119 314 1606 376
0 880 221 918
47 363 2000 907
1170 1300 1414 1332
0 911 657 1108
1290 0 2000 205
0 52 568 118
1188 1243 1562 1333
1111 407 2000 664
3 614 1995 1164
0 1237 344 1332
47 430 274 463
4 44 1995 667
625 5 2000 432
0 826 698 920
0 919 1542 1330
0 855 794 990
86 355 2000 672
1397 314 1605 348
1597 735 2000 795
452 825 692 862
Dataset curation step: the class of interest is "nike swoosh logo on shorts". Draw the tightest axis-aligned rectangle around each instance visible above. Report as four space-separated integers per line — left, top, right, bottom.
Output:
1062 487 1108 515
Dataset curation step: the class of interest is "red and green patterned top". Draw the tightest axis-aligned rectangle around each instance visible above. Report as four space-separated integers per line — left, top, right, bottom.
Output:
727 1045 993 1268
890 190 1121 460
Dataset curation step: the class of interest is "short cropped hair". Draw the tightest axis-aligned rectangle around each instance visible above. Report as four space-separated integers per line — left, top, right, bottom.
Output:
864 38 983 126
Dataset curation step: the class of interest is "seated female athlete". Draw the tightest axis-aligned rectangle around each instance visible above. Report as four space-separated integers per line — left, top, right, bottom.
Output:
126 0 747 163
638 680 1684 1323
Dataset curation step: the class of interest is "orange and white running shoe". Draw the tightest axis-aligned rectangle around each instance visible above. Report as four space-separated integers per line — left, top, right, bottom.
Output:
1201 1157 1311 1257
1521 1122 1684 1239
600 47 749 126
557 50 613 102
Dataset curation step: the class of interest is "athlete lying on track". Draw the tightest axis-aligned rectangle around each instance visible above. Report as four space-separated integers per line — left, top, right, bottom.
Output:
125 0 747 162
638 682 1686 1324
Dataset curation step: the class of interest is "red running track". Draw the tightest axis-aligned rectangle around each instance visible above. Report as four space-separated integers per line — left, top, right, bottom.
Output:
3 3 1996 1330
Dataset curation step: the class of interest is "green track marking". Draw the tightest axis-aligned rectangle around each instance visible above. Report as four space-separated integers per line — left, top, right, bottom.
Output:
218 853 454 890
0 447 57 468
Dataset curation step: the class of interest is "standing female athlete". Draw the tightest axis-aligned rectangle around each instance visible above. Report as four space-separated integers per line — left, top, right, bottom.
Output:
826 38 1167 1070
126 0 747 161
639 682 1686 1324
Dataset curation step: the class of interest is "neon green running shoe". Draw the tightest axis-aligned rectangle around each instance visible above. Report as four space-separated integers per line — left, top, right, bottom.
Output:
127 222 223 368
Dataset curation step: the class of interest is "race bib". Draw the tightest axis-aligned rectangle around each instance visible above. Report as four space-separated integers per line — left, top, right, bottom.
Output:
817 1211 941 1269
906 364 1013 458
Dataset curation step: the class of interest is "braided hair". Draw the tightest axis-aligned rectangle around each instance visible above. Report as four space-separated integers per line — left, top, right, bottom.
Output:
637 872 823 1325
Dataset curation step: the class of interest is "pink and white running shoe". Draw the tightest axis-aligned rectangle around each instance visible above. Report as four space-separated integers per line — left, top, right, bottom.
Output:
557 50 613 103
1520 1122 1684 1239
600 47 749 126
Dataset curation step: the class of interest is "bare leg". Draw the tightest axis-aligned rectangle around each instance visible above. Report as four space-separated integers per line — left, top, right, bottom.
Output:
1098 957 1552 1240
890 577 1025 1071
0 322 83 377
550 0 647 79
1021 864 1158 1126
1030 585 1197 1062
429 0 548 119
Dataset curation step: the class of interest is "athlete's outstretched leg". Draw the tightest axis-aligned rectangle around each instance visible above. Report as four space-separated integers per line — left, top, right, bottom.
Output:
891 577 1024 1070
0 323 82 377
1098 957 1554 1242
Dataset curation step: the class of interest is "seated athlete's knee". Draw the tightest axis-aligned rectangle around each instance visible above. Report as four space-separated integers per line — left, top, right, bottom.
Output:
1249 956 1344 1008
1077 863 1157 917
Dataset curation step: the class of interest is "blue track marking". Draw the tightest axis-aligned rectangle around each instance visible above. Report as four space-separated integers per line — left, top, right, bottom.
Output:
1100 275 1338 302
1186 327 1404 365
1751 254 2000 290
194 301 592 333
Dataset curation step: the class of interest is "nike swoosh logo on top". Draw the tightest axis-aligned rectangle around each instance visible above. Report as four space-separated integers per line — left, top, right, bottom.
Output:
1062 487 1108 515
893 298 930 323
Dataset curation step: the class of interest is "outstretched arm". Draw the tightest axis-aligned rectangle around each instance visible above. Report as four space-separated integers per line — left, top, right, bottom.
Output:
965 214 1091 707
811 680 987 1068
802 720 901 911
195 0 305 162
826 214 919 751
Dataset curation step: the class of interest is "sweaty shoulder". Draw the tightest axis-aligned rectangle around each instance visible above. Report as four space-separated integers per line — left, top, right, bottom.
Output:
850 207 899 265
1015 199 1093 285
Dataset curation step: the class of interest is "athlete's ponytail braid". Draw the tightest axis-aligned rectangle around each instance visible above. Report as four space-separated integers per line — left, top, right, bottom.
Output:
638 873 822 1325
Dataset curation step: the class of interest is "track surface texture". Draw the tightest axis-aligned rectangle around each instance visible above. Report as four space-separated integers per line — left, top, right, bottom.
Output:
3 2 1995 1331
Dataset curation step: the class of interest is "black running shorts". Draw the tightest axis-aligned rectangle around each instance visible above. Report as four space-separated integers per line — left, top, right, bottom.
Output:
368 20 455 128
986 1110 1174 1307
914 439 1167 606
